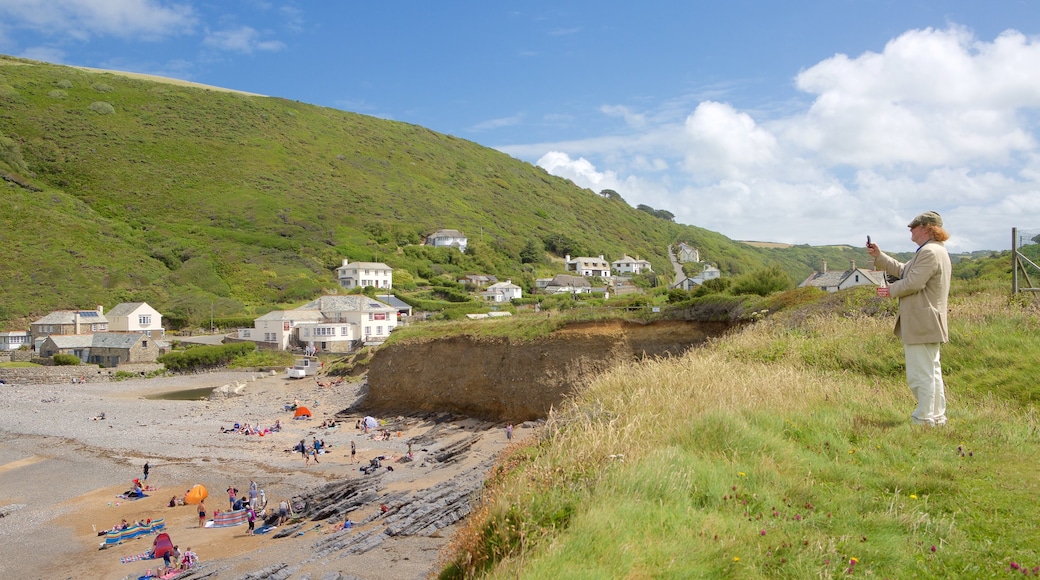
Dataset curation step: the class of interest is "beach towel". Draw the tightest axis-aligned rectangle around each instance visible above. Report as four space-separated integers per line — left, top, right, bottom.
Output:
253 524 276 535
103 519 166 547
117 493 150 500
120 550 155 564
205 508 248 528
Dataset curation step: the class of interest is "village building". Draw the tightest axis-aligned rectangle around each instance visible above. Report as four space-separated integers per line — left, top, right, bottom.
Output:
676 243 700 263
612 255 652 276
0 330 31 351
238 295 398 352
480 280 523 303
38 332 166 367
564 254 611 278
105 302 165 338
30 307 109 349
672 264 722 291
425 229 468 252
336 259 393 290
798 261 886 292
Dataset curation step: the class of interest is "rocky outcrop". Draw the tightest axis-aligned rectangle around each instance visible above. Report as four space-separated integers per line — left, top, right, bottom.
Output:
364 319 736 421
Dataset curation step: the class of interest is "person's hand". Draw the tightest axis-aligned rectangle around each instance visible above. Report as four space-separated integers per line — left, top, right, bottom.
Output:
866 241 880 258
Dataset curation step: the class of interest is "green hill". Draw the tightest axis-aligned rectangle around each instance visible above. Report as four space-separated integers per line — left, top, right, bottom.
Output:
0 55 879 329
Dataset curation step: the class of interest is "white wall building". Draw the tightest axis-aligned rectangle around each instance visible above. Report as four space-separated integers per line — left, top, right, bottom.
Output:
238 295 398 352
426 229 468 252
612 255 652 276
480 280 523 303
336 259 393 290
565 254 611 278
106 302 165 337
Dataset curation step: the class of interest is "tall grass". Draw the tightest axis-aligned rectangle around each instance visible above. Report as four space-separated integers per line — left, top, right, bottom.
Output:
441 288 1040 578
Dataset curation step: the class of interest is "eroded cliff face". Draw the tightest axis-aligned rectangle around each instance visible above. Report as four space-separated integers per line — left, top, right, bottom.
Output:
364 319 737 421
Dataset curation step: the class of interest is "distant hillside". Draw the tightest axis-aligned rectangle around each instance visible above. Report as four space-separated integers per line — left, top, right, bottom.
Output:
0 55 877 329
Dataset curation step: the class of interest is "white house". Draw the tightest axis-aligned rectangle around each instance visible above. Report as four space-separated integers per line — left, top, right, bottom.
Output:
612 255 652 276
676 243 700 263
480 280 523 303
672 264 722 291
336 259 393 290
798 261 886 293
0 330 31 351
238 295 399 352
106 302 165 338
565 254 611 278
426 229 468 252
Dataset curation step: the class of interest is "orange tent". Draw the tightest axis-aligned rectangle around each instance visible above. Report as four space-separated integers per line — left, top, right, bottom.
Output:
184 484 208 505
294 406 312 418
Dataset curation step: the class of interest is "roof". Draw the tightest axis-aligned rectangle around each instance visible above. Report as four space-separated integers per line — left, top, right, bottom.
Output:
90 333 145 349
256 310 324 322
298 295 396 313
106 302 150 317
337 261 393 271
429 229 466 238
32 310 109 325
487 281 521 290
548 274 591 287
800 268 886 289
45 334 95 348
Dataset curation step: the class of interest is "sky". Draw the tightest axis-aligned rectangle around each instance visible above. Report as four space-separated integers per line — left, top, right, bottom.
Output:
1 1 1039 252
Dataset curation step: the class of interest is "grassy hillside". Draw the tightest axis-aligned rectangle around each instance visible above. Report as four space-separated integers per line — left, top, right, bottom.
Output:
441 281 1040 578
2 55 881 329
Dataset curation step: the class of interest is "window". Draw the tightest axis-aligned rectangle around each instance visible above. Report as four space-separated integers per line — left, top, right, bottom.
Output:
242 330 251 338
142 340 148 348
376 326 383 335
364 326 371 337
139 315 151 325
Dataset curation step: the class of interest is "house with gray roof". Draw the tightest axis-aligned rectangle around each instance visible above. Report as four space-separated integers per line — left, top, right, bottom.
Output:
30 307 109 347
106 302 165 338
426 229 468 252
38 332 166 367
798 261 886 292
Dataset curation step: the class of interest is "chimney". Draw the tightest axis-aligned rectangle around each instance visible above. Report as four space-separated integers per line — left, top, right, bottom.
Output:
850 260 856 271
73 311 79 334
822 260 827 273
565 254 571 262
599 254 605 260
97 305 103 314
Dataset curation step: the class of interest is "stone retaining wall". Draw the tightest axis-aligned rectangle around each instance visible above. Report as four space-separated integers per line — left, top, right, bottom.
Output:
0 363 164 385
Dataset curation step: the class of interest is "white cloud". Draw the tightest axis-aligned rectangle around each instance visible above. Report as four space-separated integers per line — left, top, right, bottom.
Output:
521 26 1040 251
19 45 67 64
203 26 285 54
469 114 524 132
0 0 196 41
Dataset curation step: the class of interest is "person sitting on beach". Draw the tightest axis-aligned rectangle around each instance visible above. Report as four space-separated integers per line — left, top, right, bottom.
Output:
180 547 197 570
168 496 178 508
273 419 282 431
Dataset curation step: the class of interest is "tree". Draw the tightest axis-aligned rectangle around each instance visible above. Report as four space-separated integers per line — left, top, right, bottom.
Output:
519 238 544 264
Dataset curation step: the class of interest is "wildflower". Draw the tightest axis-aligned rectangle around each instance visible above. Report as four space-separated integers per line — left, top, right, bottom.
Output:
760 529 767 536
733 556 740 562
738 472 746 477
850 557 859 565
930 545 936 552
910 494 918 500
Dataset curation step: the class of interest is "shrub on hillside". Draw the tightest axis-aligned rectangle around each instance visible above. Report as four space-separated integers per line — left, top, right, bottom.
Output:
52 353 80 365
729 265 792 296
89 101 115 115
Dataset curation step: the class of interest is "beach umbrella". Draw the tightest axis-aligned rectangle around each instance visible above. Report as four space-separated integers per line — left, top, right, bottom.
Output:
294 406 311 418
185 484 208 505
363 416 378 429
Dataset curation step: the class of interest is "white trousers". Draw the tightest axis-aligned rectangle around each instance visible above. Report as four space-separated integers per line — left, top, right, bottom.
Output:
904 342 946 426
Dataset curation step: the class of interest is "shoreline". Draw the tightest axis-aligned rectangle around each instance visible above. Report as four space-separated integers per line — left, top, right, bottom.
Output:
0 371 523 579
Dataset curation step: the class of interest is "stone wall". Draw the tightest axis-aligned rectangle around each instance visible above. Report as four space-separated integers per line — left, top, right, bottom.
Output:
0 362 163 385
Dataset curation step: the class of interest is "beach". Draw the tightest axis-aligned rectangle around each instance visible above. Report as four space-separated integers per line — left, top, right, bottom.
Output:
0 371 522 579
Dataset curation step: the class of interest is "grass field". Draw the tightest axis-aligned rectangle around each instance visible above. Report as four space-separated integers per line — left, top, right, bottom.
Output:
440 286 1040 579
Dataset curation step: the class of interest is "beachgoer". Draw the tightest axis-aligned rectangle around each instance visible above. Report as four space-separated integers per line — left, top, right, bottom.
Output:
278 499 289 526
868 211 952 426
143 461 150 480
168 496 177 508
180 548 196 570
246 507 256 535
227 485 237 510
198 502 206 528
351 440 356 463
248 480 258 510
506 424 513 441
300 439 309 464
172 545 182 567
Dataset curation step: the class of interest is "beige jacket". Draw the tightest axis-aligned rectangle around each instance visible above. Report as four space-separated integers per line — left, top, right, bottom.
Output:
873 241 951 345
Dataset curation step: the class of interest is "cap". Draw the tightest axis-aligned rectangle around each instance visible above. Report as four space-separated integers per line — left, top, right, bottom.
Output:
908 211 942 228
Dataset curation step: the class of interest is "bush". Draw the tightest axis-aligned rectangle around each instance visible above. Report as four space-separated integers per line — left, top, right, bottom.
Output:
89 101 115 115
52 353 80 365
729 265 792 296
48 90 67 99
159 342 256 372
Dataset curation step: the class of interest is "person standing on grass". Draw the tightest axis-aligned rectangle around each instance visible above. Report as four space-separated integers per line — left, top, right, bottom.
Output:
867 211 952 427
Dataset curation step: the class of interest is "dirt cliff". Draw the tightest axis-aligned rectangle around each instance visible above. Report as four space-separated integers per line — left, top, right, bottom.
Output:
364 319 738 421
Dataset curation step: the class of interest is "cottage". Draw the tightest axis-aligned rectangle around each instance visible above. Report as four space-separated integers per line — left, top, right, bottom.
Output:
672 264 722 291
336 259 393 290
30 307 109 347
544 274 594 295
0 330 31 351
565 254 611 278
676 243 700 263
612 255 652 276
798 261 886 292
426 229 468 252
459 274 497 287
39 332 166 367
106 302 165 338
480 280 523 303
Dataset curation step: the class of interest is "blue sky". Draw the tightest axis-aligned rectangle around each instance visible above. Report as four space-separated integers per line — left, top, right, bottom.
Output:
2 1 1039 252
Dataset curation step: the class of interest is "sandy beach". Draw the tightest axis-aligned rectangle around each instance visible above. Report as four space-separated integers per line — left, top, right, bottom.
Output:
0 370 524 580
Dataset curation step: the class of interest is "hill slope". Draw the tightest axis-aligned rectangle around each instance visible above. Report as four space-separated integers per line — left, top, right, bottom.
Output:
0 55 869 328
